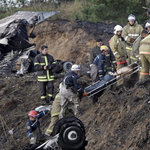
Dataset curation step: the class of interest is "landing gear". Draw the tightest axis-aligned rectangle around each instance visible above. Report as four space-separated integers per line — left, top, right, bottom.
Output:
53 116 87 150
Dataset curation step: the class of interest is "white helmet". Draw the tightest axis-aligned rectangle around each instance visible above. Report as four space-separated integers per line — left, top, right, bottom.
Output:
128 14 136 21
71 64 80 71
114 25 123 34
145 21 150 28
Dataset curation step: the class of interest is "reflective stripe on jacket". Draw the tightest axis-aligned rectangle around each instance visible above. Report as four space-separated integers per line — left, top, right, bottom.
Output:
26 110 49 138
122 22 143 46
34 53 56 82
109 35 127 62
62 71 84 94
139 34 150 54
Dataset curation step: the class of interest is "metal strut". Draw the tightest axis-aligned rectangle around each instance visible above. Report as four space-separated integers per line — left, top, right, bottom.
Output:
87 64 140 97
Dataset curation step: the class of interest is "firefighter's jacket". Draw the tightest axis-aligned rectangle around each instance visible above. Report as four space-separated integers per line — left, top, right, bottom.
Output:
139 34 150 54
34 53 56 82
93 53 105 77
130 35 143 62
122 22 143 49
26 110 49 139
90 46 101 65
109 35 127 64
62 71 84 94
105 47 116 70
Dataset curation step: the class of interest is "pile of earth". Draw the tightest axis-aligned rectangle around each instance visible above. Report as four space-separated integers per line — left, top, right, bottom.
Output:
29 19 117 64
0 19 149 150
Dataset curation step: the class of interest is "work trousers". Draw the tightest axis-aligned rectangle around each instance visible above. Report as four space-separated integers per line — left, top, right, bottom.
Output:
139 54 150 82
90 64 99 83
59 84 79 119
117 62 127 86
39 81 54 101
45 93 61 136
126 46 132 65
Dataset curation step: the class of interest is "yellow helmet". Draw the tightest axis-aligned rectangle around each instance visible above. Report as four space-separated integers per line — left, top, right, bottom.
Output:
100 45 109 51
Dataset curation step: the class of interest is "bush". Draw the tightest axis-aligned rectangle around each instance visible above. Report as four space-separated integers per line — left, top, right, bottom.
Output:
75 0 148 24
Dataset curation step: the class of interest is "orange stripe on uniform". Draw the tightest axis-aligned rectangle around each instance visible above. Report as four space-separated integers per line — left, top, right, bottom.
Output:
139 52 150 55
117 61 127 65
140 72 149 75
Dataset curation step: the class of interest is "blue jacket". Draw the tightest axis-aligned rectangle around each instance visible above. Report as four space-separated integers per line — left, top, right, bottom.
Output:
26 110 49 139
93 53 105 77
62 71 84 94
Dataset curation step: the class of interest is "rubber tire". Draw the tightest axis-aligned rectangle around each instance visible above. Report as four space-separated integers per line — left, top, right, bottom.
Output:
58 123 86 150
52 116 85 136
63 61 73 73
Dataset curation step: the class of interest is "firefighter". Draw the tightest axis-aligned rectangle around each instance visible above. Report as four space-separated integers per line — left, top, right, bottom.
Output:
59 64 87 119
45 81 87 136
139 33 150 83
130 29 148 64
92 45 109 82
26 110 49 150
122 14 143 65
34 45 56 105
109 25 127 86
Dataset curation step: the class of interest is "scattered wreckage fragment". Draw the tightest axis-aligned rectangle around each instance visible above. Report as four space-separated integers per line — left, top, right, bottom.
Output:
0 11 60 74
35 105 88 150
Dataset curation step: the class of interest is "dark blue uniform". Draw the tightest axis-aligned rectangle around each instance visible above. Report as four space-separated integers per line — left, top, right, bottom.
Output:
63 71 84 94
26 110 49 139
93 53 105 79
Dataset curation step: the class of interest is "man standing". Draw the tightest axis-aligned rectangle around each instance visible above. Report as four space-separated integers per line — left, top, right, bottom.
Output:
122 14 143 65
34 45 56 105
109 25 127 86
59 64 86 119
139 33 150 83
130 29 148 63
90 38 103 66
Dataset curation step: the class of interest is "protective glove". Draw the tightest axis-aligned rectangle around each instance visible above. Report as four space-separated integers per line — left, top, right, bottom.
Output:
83 91 87 96
30 137 36 144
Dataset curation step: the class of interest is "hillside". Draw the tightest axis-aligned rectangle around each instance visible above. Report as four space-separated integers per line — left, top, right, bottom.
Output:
0 19 150 150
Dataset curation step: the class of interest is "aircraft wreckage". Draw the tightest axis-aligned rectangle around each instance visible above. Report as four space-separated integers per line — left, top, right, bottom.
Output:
0 11 60 74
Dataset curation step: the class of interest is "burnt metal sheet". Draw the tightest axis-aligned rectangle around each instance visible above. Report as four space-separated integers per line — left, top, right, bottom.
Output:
0 11 60 74
0 11 60 34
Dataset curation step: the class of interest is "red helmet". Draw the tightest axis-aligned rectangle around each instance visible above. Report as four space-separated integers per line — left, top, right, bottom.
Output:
28 110 37 118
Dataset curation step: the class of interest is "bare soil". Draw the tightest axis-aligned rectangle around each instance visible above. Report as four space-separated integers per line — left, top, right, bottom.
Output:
0 20 150 150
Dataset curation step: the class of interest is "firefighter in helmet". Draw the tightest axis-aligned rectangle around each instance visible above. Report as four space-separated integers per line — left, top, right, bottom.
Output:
122 14 143 65
109 25 127 86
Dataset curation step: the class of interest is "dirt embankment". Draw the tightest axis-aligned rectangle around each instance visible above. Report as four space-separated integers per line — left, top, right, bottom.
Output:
1 20 150 150
29 19 116 64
